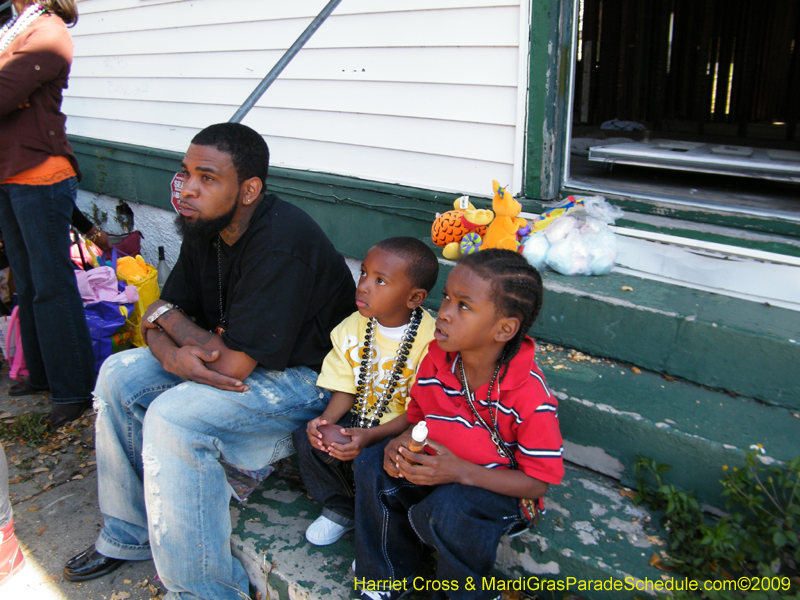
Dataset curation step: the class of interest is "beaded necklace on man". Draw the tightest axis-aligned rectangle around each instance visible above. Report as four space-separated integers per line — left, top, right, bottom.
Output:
0 4 47 55
350 307 423 429
214 235 227 335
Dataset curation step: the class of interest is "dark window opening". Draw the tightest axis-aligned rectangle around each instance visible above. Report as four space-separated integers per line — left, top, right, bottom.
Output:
568 0 800 217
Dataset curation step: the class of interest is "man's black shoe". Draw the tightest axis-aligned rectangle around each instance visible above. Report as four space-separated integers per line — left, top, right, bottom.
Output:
46 400 92 430
63 546 126 582
8 378 49 397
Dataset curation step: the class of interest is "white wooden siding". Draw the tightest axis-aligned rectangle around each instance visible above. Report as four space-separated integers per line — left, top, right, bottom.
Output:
65 0 527 196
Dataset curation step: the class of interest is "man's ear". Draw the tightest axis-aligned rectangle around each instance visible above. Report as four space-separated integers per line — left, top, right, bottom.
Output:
407 288 428 310
241 177 263 205
494 316 520 344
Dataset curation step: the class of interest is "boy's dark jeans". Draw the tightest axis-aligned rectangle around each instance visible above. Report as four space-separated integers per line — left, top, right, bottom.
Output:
353 440 524 600
292 418 356 527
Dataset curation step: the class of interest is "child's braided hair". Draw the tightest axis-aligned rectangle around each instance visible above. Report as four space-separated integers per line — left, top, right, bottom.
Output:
458 249 543 367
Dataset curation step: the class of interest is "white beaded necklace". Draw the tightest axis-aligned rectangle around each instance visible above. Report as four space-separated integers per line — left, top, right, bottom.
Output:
0 4 47 56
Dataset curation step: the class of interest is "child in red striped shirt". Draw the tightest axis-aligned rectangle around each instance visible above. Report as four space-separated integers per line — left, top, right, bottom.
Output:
353 249 564 600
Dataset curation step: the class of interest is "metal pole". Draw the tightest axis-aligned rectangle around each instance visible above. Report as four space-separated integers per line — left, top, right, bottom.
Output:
229 0 343 123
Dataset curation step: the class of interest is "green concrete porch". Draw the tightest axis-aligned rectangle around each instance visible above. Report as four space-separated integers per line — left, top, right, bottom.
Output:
227 317 797 599
230 459 673 600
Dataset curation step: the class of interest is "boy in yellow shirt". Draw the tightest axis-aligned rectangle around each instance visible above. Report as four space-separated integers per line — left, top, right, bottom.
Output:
292 237 438 545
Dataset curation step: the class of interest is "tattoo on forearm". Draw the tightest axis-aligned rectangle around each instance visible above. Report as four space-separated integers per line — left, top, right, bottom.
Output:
163 312 214 347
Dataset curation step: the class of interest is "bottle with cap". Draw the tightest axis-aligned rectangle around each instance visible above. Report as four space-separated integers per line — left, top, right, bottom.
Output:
156 246 171 292
407 420 428 453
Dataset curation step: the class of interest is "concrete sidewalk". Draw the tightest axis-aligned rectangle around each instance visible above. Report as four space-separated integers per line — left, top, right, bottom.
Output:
1 370 165 600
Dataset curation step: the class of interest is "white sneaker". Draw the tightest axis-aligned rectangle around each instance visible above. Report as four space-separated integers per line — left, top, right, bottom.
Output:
305 515 353 546
360 586 412 600
360 591 392 600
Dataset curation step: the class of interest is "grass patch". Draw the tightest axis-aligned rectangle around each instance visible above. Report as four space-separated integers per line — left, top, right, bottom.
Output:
0 412 51 446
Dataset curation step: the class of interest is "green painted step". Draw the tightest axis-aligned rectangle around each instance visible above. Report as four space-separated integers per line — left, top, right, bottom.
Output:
425 259 800 410
230 461 670 600
537 343 800 509
497 464 671 600
532 271 800 410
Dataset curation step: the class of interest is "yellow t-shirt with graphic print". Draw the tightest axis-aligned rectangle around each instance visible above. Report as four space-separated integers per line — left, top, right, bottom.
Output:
316 310 436 425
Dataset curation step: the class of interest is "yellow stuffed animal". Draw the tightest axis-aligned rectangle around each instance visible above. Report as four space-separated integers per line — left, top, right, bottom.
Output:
480 181 527 252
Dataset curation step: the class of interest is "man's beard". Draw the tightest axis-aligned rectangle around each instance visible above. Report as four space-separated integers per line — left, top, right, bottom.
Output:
175 201 237 244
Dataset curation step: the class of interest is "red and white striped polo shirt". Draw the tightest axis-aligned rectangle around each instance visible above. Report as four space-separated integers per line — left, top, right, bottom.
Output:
406 337 564 485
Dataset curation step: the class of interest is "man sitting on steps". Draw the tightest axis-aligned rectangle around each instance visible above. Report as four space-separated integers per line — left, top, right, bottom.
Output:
62 122 356 600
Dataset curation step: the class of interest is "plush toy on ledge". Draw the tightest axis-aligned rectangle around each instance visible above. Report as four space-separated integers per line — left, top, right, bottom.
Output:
479 180 527 252
431 196 494 260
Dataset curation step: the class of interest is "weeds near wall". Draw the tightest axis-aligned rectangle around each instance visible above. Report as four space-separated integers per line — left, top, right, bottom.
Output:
90 201 108 228
634 451 799 599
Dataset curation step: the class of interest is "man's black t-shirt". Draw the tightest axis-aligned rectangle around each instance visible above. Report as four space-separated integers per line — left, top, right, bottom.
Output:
161 194 355 373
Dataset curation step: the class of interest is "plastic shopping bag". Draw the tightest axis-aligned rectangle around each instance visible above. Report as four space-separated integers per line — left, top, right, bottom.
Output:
112 249 159 347
84 300 134 372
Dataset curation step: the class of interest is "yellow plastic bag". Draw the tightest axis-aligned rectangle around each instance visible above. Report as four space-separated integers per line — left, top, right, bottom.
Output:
116 255 159 347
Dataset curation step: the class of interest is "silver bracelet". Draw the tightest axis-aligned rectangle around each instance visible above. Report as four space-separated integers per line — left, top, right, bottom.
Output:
147 303 176 324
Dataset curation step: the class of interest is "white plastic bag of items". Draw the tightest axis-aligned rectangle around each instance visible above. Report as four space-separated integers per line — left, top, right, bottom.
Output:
521 196 623 276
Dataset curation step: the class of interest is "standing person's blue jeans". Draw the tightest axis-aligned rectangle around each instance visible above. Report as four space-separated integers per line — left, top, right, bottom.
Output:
0 178 95 403
353 441 524 600
92 347 330 600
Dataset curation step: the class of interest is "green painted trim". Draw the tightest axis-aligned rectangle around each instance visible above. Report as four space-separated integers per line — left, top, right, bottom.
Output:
524 0 571 200
518 193 800 241
70 134 800 252
71 136 182 210
613 218 800 258
608 196 800 240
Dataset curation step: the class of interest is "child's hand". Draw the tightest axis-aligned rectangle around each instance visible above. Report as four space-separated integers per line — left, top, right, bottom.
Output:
383 429 414 478
305 416 329 451
327 427 372 461
396 439 466 486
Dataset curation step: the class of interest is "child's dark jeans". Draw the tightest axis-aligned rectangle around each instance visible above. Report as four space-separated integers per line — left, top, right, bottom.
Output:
292 418 356 528
353 440 524 600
